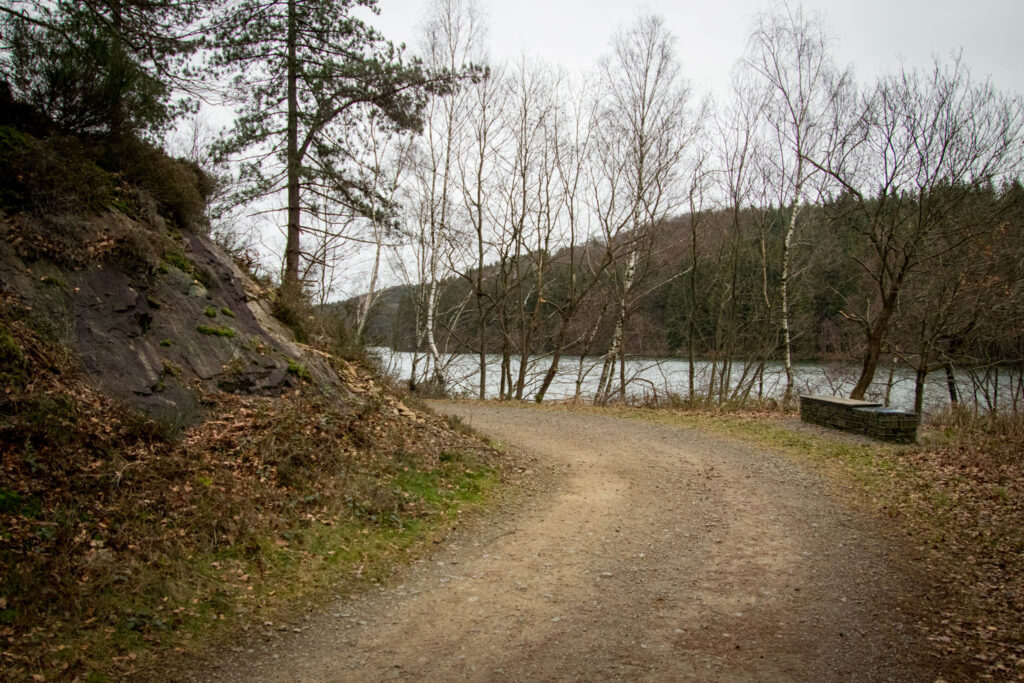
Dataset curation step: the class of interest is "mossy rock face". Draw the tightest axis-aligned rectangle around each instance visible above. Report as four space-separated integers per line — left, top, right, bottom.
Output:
1 215 348 424
163 265 193 294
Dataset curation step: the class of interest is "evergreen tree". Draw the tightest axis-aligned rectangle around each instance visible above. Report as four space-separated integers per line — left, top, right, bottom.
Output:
212 0 454 293
0 0 207 138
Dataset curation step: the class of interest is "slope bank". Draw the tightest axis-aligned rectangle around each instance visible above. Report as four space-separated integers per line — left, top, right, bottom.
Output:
0 119 507 681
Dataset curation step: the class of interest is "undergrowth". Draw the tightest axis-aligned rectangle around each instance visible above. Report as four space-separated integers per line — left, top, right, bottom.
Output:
0 295 501 682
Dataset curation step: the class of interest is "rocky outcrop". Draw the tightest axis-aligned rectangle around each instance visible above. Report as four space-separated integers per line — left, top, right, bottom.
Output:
0 212 348 424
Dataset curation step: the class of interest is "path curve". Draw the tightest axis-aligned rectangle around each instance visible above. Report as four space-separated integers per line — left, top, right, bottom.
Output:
192 402 933 681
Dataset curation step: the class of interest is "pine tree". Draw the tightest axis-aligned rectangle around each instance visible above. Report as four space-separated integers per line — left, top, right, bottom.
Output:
1 0 208 138
212 0 453 293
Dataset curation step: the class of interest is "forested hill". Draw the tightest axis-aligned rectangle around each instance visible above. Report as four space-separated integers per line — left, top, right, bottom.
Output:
344 189 1024 368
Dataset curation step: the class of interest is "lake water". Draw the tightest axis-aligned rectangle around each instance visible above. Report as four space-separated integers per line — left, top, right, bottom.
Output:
372 349 1021 417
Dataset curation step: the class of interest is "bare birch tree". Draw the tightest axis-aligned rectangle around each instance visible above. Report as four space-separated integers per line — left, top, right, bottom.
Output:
351 115 413 342
533 76 605 403
592 11 694 404
456 63 505 398
410 0 485 389
742 2 849 405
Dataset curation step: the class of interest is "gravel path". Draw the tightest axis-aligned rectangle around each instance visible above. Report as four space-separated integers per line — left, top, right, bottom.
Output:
189 402 934 681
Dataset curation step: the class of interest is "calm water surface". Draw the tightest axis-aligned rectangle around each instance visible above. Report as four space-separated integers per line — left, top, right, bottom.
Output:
373 349 1021 416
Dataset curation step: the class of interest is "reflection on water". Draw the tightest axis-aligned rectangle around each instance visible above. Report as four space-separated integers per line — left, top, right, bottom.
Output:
372 349 1021 416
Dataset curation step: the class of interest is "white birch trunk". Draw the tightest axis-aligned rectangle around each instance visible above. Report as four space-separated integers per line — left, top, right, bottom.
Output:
595 249 637 404
780 201 799 406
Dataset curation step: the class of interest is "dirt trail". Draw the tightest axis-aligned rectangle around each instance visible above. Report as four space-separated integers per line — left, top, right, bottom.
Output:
191 403 934 681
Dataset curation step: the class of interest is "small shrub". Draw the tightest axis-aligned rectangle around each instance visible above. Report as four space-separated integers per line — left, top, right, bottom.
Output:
109 198 131 214
444 414 479 438
286 359 311 381
317 308 385 374
0 126 112 215
220 307 235 318
203 306 217 318
222 354 245 377
110 214 171 270
0 322 25 366
164 250 192 273
243 336 267 353
0 323 30 391
159 339 173 347
102 138 213 233
161 360 182 377
39 276 68 290
271 288 315 344
412 376 449 399
197 325 235 338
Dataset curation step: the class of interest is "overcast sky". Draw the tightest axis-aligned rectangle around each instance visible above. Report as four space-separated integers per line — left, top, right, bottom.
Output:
366 0 1024 99
232 0 1024 296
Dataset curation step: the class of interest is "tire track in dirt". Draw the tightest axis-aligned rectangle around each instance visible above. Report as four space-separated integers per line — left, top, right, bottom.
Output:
192 403 934 681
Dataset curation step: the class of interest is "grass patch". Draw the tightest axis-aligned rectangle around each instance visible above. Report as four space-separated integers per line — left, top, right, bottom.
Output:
286 358 311 381
220 307 235 318
164 250 192 274
0 321 25 368
197 325 235 338
203 305 217 318
39 275 68 290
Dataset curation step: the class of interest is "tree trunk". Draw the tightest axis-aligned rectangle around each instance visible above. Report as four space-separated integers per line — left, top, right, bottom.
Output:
575 301 609 401
850 304 897 400
944 363 959 405
596 250 637 405
354 239 381 343
688 218 697 402
425 275 445 389
283 0 302 294
499 333 511 400
536 318 572 403
780 203 799 406
477 314 487 399
596 312 624 405
108 0 127 137
884 354 896 407
535 348 562 403
914 366 927 415
618 334 628 402
475 259 486 399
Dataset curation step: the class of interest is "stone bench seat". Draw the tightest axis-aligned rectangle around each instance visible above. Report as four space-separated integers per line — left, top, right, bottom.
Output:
799 395 919 443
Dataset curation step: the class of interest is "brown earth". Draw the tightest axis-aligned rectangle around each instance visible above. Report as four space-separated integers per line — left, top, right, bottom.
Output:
185 401 938 682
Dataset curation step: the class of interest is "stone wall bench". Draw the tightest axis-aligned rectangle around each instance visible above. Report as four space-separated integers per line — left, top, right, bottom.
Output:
799 395 919 443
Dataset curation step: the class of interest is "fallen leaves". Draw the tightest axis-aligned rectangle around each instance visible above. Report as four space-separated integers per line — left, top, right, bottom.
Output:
1 292 506 681
857 433 1024 679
